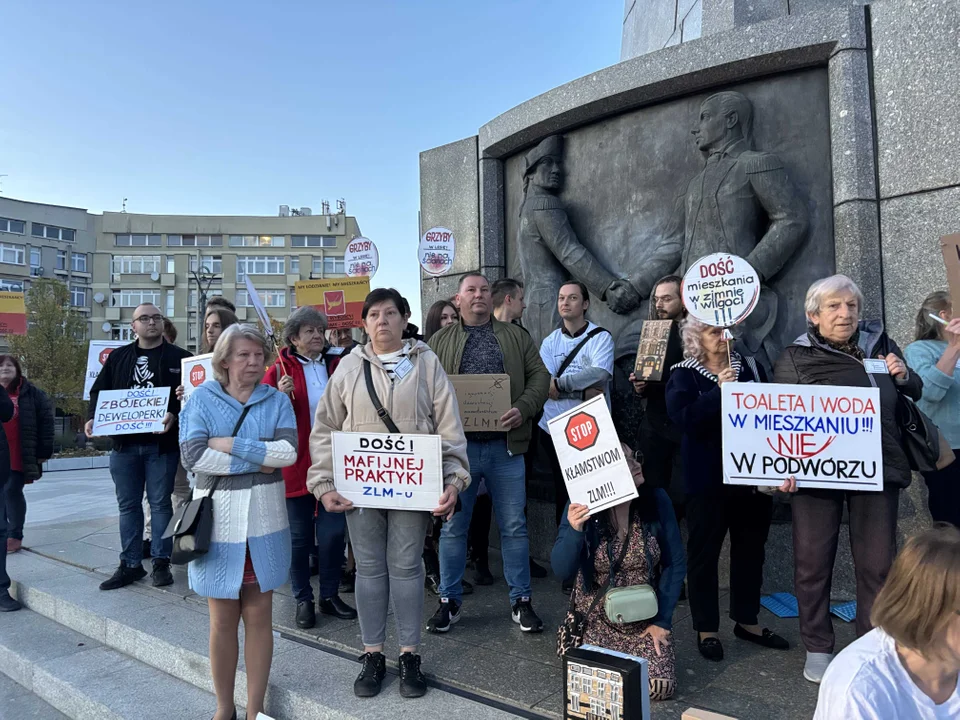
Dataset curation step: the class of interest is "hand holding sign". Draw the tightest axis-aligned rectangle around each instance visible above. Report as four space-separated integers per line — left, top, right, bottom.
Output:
880 354 907 379
499 407 523 431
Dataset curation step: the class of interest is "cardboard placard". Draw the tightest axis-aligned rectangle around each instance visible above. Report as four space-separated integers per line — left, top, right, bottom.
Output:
722 383 883 492
449 374 511 432
940 233 960 315
92 387 171 436
547 394 638 514
682 253 761 327
0 291 26 335
83 340 126 400
332 431 442 511
565 646 649 720
634 319 678 382
295 277 371 330
181 353 214 402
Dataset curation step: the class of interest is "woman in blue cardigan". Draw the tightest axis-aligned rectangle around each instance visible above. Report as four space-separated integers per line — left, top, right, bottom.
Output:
665 317 795 664
180 324 297 720
552 445 685 701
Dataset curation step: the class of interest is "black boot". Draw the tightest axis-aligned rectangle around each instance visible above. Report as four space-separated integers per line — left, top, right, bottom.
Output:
296 600 316 629
151 560 174 587
354 652 386 697
398 652 427 698
99 563 147 591
319 595 358 620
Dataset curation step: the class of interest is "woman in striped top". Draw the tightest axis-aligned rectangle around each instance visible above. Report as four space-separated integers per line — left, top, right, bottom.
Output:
179 324 297 720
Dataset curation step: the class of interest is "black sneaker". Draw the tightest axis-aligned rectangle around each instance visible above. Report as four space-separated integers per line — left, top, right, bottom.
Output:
99 563 147 591
354 651 386 698
424 571 441 596
511 598 543 633
426 599 461 633
0 591 22 612
151 560 174 587
398 652 427 698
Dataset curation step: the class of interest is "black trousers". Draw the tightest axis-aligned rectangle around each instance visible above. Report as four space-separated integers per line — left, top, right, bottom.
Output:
923 452 960 528
637 422 685 521
685 486 773 632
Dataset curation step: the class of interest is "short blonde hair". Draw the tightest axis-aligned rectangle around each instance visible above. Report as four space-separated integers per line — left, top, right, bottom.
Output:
871 524 960 659
211 324 272 385
804 274 864 317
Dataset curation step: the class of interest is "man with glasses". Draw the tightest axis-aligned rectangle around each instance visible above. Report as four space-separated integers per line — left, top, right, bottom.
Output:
86 304 192 590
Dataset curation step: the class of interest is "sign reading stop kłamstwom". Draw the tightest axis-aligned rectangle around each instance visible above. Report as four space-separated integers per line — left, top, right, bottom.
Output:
181 353 214 404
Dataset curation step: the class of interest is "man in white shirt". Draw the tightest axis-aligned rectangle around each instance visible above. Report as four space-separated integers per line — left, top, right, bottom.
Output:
538 281 614 525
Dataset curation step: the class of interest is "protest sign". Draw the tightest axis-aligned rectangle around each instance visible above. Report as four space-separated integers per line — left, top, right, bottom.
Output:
181 353 214 402
0 291 26 335
295 277 370 330
634 319 678 382
419 227 455 276
547 394 638 514
722 382 883 492
332 431 443 511
682 253 761 327
565 646 649 720
83 340 126 400
243 275 275 336
344 237 379 278
449 374 511 432
92 387 171 436
940 233 960 314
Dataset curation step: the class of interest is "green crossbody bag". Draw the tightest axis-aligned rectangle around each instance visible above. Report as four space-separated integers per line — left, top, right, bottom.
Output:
602 522 659 625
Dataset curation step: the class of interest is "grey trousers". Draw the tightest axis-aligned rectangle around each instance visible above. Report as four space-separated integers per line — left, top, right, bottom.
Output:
346 507 431 650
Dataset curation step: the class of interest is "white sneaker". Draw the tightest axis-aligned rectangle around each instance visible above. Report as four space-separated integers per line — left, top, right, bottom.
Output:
803 651 834 684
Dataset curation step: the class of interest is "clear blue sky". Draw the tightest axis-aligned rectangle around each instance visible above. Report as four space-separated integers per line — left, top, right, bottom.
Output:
0 1 622 320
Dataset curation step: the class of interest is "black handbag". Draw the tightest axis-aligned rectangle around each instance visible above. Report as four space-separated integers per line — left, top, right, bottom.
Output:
162 405 252 565
896 394 955 473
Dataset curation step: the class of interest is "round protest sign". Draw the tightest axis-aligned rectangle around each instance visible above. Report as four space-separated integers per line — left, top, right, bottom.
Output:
344 237 379 278
681 253 761 327
418 227 455 276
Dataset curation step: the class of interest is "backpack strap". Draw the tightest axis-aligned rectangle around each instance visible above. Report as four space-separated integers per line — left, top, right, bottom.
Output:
557 327 609 378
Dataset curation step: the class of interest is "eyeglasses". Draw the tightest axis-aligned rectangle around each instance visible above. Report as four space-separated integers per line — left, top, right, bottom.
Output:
134 314 164 325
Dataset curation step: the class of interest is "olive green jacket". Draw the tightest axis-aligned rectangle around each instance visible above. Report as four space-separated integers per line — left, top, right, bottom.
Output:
428 317 550 455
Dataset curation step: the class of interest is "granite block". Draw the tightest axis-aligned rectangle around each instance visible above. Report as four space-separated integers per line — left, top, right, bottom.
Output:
879 186 960 346
828 49 877 205
621 0 678 60
872 0 960 198
833 200 883 318
479 157 505 270
6 552 86 585
0 669 70 719
0 610 102 691
702 0 736 35
736 0 788 25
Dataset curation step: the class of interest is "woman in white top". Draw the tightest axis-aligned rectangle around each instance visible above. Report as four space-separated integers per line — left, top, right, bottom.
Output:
814 524 960 719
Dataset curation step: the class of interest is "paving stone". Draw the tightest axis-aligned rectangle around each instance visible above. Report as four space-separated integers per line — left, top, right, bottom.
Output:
0 609 101 689
0 670 70 720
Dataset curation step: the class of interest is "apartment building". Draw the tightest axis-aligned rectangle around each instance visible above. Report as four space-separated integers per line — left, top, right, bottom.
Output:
92 208 361 352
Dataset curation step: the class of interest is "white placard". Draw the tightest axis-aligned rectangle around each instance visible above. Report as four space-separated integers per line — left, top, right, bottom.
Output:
332 431 442 511
547 394 638 514
83 340 126 401
682 252 761 327
418 227 455 277
92 387 171 436
181 353 214 402
244 275 274 335
344 237 379 278
722 382 883 492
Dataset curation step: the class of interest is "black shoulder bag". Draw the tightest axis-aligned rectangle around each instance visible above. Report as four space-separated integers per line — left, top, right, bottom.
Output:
162 404 253 565
363 359 401 433
556 327 609 401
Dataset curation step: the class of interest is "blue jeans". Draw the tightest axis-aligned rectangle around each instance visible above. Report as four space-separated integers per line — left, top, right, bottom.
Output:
0 472 9 593
110 444 179 566
439 439 531 603
287 494 347 601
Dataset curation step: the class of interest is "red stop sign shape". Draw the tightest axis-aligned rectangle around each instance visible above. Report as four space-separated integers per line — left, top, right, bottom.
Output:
99 348 114 365
189 365 206 387
565 412 599 451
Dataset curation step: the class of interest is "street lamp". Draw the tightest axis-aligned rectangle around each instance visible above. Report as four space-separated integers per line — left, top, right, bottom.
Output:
190 265 219 350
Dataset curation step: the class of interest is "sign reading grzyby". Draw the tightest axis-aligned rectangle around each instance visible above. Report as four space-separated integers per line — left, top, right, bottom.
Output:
295 277 371 330
722 382 883 492
547 394 638 514
181 353 214 402
448 374 511 432
682 253 761 327
83 340 126 401
344 237 379 278
418 227 456 276
332 431 443 511
92 387 171 436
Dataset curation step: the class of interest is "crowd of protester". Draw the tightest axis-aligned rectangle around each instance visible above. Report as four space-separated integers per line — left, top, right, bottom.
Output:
0 267 958 720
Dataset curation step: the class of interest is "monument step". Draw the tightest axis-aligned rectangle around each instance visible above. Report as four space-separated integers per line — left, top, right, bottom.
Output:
8 551 526 720
0 661 71 719
0 607 216 720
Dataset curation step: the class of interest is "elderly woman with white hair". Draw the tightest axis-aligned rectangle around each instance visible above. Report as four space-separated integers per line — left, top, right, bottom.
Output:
179 324 297 720
666 317 793 664
774 274 923 685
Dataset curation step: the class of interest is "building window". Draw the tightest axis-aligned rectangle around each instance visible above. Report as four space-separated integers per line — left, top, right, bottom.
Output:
289 257 300 273
0 218 25 235
166 290 174 318
187 289 223 309
229 235 284 247
31 223 75 242
0 279 24 292
111 324 136 341
189 255 222 274
56 250 67 271
115 234 161 247
236 256 284 280
0 243 25 266
236 289 286 308
167 234 222 247
292 235 336 248
166 255 176 273
71 252 87 272
112 289 161 307
112 255 161 275
30 248 41 268
70 285 89 307
313 256 345 276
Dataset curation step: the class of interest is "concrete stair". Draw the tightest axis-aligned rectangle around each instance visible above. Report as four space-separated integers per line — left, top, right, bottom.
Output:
4 551 525 720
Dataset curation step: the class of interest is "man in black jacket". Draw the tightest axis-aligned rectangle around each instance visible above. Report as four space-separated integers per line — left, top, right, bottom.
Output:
86 304 192 591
